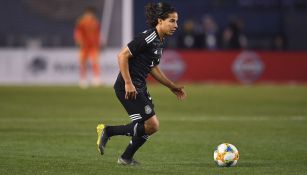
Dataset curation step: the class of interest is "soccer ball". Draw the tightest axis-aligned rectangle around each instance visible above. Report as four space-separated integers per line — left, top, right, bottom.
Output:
214 143 239 167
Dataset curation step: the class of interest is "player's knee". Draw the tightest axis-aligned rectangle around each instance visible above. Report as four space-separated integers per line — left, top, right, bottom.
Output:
146 122 159 135
151 122 159 133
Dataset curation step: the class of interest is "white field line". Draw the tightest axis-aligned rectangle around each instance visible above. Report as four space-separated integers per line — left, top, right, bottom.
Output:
166 115 307 122
0 116 306 123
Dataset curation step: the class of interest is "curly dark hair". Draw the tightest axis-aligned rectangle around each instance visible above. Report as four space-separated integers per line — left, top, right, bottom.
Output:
145 2 177 28
84 6 96 14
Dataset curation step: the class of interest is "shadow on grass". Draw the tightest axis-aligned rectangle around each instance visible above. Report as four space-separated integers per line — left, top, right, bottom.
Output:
236 162 271 168
152 161 271 168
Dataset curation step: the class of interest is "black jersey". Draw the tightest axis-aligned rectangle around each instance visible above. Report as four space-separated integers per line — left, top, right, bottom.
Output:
114 28 164 91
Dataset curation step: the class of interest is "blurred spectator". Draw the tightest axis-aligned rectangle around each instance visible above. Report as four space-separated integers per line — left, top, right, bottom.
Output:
199 15 219 50
221 26 233 49
221 17 248 50
177 19 200 49
74 7 102 88
273 33 287 50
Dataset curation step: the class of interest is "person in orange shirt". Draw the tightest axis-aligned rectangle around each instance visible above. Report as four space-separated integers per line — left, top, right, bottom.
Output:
74 7 101 88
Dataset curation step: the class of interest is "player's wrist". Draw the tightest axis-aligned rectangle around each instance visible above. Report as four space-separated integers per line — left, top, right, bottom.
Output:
125 81 133 85
168 82 177 89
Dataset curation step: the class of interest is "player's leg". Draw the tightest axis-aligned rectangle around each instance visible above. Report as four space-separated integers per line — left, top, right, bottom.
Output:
98 115 155 156
97 120 146 155
79 48 88 88
144 115 159 135
97 90 148 155
117 134 148 165
89 47 101 86
119 115 159 165
106 90 152 137
118 91 157 165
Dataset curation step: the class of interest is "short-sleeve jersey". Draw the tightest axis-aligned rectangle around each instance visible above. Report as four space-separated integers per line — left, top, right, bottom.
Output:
114 28 164 91
74 15 100 48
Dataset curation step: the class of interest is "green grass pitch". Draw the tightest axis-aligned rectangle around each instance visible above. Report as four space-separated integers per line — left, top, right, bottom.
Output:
0 85 307 175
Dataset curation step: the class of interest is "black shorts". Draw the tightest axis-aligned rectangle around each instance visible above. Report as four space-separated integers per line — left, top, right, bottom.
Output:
115 89 155 123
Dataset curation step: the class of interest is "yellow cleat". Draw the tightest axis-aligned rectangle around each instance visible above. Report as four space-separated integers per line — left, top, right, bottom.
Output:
96 123 109 155
96 124 105 145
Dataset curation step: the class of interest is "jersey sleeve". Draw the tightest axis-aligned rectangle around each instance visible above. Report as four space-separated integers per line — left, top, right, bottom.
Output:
74 21 83 44
153 57 160 66
127 33 147 56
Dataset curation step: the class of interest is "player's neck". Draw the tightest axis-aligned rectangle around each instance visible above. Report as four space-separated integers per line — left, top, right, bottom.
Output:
155 26 165 42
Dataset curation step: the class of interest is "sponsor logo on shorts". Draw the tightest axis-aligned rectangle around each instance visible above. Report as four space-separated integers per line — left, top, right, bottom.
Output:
144 105 152 114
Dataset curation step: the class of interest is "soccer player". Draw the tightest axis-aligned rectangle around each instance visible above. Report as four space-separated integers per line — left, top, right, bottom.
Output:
74 7 101 88
96 2 186 165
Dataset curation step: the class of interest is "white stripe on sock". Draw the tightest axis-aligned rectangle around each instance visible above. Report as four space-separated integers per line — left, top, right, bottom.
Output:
133 123 138 136
130 114 141 117
131 117 142 121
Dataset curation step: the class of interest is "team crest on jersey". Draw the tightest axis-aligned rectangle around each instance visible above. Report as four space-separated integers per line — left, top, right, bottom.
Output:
144 105 152 114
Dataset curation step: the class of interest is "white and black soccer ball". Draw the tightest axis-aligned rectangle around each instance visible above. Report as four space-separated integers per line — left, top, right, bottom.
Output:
214 143 239 167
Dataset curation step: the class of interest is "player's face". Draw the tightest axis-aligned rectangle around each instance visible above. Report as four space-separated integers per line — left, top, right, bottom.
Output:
159 12 178 36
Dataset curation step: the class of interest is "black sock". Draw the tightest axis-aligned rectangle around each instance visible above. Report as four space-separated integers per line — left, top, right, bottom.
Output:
106 122 145 137
121 135 148 160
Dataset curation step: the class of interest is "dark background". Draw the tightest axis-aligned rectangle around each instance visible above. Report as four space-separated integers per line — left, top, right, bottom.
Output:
1 0 307 50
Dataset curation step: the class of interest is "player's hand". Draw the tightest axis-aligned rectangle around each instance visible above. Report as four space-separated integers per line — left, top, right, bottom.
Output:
170 85 186 100
125 83 138 100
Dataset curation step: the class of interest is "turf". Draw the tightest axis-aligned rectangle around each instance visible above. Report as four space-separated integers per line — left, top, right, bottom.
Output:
0 85 307 175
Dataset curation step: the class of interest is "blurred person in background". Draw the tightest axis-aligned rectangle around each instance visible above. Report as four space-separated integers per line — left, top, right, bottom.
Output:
74 7 101 88
273 33 287 50
221 16 247 50
199 15 219 50
177 19 201 49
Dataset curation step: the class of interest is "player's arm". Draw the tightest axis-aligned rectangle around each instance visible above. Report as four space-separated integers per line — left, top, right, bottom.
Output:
150 66 186 100
118 47 137 99
74 29 82 46
74 20 83 46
